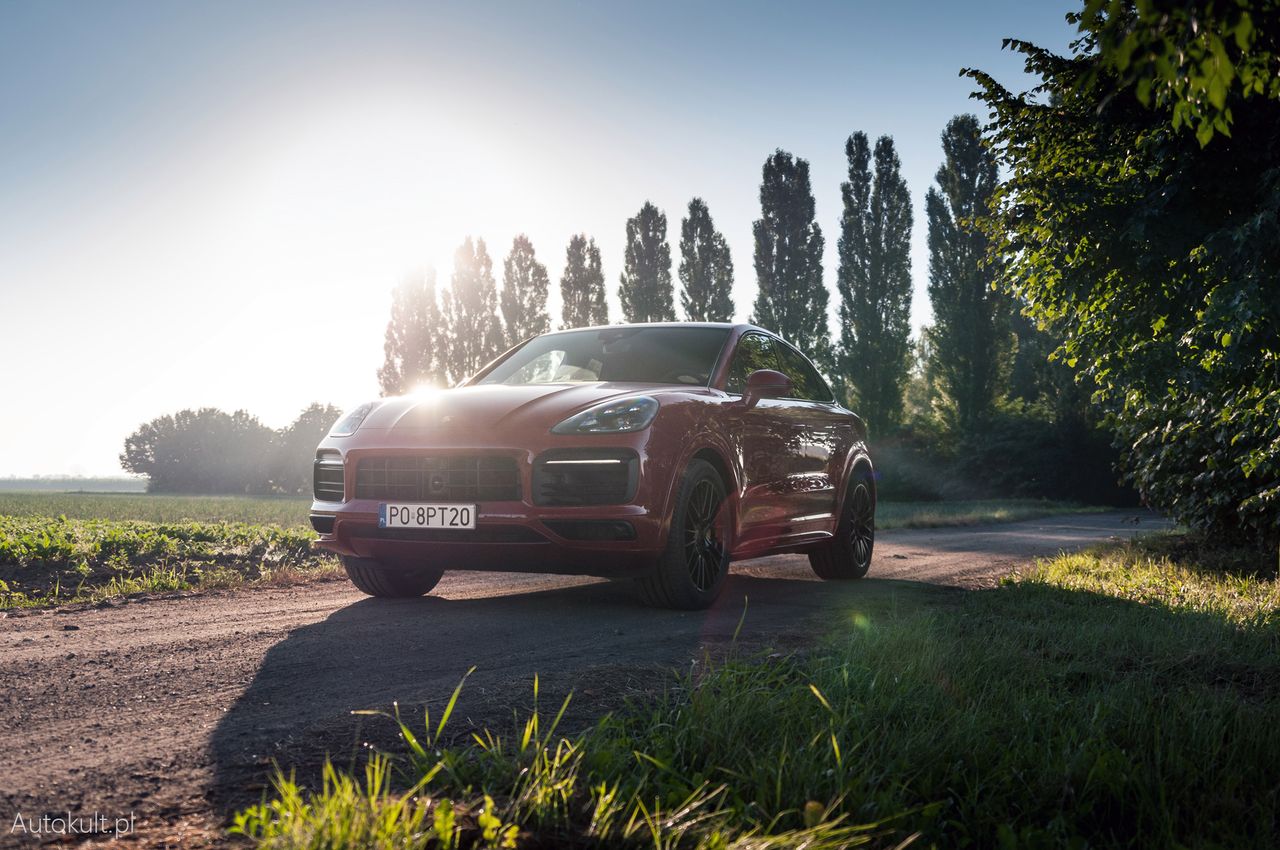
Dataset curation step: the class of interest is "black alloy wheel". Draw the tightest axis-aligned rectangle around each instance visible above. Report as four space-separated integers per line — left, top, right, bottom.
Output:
638 459 731 609
809 466 875 580
684 477 727 592
847 480 874 571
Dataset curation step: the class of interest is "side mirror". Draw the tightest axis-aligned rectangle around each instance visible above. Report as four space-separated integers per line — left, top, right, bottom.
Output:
742 369 792 408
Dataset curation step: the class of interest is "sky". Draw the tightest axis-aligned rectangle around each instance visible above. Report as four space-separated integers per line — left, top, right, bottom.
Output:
0 0 1076 477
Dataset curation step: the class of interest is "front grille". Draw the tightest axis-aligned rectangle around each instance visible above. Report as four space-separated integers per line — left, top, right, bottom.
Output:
313 459 345 502
533 450 638 506
355 455 520 502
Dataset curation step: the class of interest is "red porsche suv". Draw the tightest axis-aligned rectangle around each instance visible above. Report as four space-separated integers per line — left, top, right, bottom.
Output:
311 323 874 609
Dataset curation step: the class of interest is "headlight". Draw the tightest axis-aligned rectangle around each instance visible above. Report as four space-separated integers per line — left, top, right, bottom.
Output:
552 396 659 434
329 401 380 436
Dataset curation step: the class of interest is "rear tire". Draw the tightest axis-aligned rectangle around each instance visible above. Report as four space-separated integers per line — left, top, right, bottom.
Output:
809 465 875 580
342 556 444 598
637 460 730 610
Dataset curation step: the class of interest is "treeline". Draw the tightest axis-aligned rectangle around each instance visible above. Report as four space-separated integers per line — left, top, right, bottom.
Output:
963 2 1280 548
119 404 340 495
380 124 1126 504
376 127 1015 439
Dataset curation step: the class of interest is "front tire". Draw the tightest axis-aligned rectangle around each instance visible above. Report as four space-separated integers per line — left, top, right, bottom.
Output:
809 466 875 580
637 460 730 609
342 556 444 598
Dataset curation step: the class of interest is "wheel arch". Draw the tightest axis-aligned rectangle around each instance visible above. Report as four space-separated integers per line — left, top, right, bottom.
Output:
835 449 877 520
656 437 740 550
850 451 874 483
690 446 735 494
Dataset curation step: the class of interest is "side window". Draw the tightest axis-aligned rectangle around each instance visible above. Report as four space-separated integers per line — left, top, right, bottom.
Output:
776 344 833 402
724 334 778 394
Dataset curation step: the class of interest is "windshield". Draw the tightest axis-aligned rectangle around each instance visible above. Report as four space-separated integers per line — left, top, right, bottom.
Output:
478 327 731 386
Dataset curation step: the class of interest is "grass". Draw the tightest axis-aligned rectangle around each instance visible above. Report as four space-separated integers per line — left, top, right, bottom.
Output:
0 514 336 608
234 533 1279 848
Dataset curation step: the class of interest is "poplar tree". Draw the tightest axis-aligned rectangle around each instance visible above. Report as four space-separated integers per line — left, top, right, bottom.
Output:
925 114 1006 432
619 202 676 322
500 235 550 346
836 132 913 433
750 150 831 368
678 198 734 321
441 237 504 384
377 270 443 395
560 234 609 329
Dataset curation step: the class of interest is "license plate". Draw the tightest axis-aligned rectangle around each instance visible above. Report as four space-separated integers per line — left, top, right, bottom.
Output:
379 503 477 530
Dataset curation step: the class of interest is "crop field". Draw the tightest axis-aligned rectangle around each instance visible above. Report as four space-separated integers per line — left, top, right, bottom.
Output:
0 491 314 528
0 514 337 609
0 492 1100 609
0 477 147 493
0 493 330 608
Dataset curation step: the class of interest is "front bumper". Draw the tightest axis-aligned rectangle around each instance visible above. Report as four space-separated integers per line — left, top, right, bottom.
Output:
309 440 674 579
311 499 661 577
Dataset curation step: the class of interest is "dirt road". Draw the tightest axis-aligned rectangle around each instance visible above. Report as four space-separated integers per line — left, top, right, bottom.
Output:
0 511 1163 847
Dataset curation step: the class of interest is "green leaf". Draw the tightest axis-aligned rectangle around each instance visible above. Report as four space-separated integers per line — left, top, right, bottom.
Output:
1196 120 1215 147
1234 12 1254 51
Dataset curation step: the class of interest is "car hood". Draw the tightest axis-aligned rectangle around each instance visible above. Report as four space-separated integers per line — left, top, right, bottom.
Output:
358 383 697 434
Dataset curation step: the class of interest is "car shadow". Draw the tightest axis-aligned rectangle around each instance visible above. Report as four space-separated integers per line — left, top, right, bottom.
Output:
208 569 1280 845
204 569 941 817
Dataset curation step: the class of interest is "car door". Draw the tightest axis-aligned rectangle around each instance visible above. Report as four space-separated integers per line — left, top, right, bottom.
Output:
722 333 801 551
771 342 850 532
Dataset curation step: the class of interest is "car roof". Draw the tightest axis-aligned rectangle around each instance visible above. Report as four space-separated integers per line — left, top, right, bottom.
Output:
545 322 765 334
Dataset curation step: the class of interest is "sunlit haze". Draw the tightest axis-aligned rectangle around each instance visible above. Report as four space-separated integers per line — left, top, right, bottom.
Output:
0 0 1074 476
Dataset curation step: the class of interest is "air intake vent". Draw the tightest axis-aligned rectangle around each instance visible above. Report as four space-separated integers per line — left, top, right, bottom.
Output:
355 455 520 502
533 450 638 506
313 457 345 502
351 523 547 543
542 520 636 541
